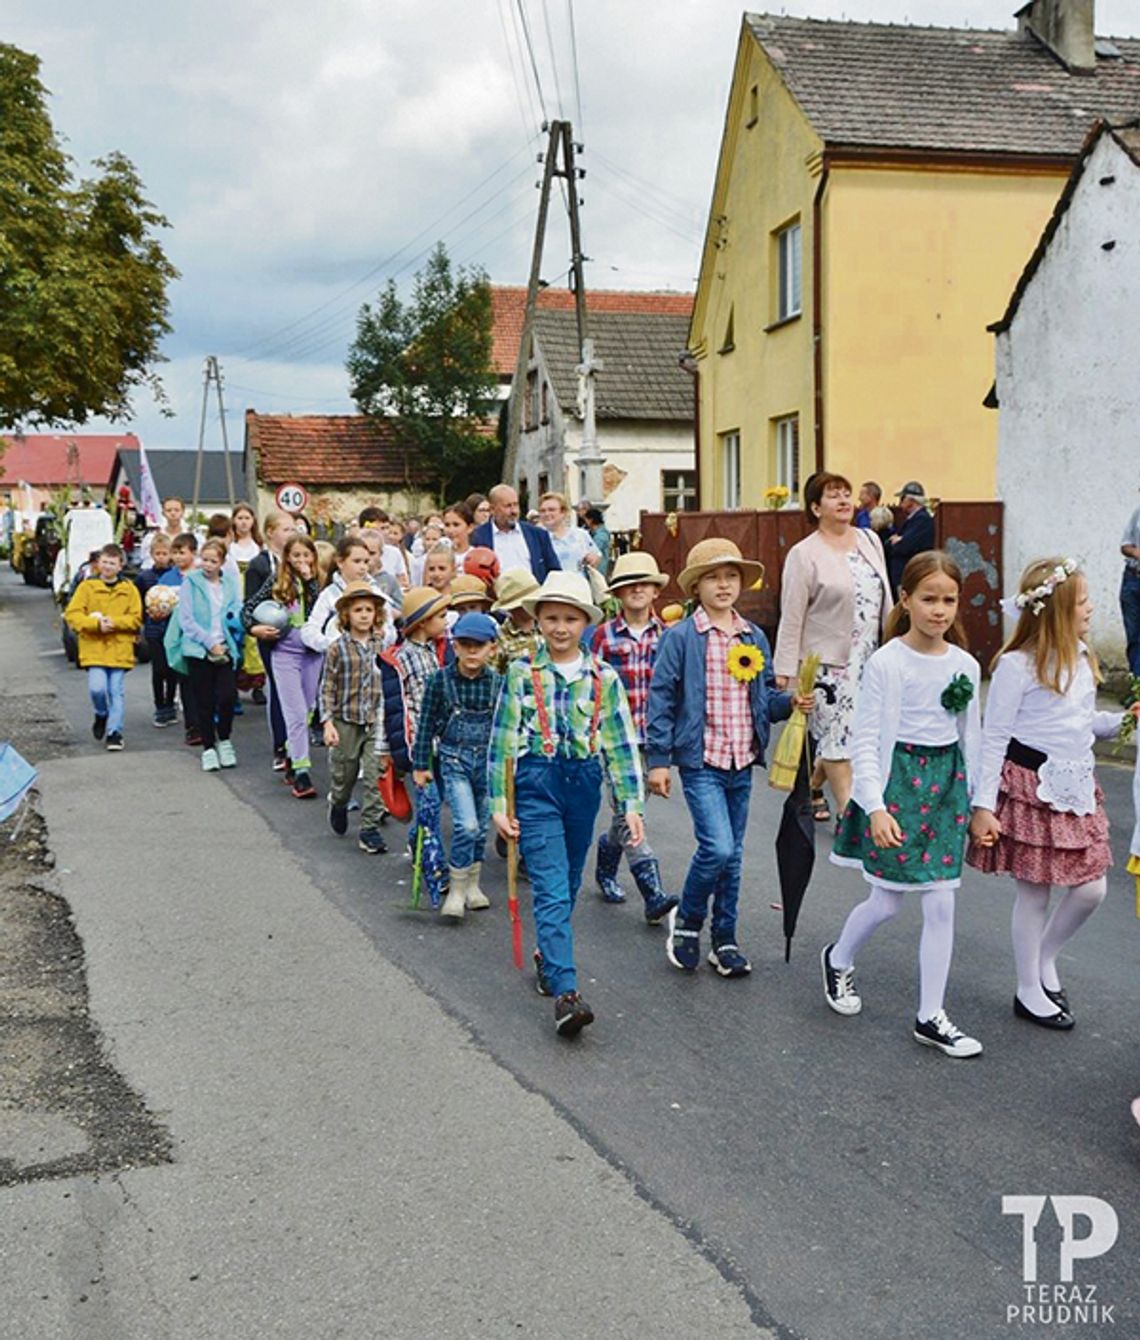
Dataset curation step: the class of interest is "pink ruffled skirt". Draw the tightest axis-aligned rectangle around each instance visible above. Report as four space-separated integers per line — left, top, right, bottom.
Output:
966 759 1112 887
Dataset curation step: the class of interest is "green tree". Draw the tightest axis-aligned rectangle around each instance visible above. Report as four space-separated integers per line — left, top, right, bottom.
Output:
0 44 178 430
347 243 499 500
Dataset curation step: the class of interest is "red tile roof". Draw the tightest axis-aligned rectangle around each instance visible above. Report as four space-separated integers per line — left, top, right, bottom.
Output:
490 286 694 376
0 432 138 488
245 411 434 486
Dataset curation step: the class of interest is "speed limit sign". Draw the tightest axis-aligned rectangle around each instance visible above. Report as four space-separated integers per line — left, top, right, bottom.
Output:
275 482 308 514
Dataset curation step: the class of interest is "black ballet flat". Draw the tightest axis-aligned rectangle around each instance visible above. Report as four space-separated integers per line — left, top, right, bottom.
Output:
1013 995 1074 1030
1042 984 1071 1015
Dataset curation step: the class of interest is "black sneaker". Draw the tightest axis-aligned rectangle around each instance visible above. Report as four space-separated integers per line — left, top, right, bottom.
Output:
358 828 388 855
821 943 862 1016
92 714 108 741
328 801 348 836
105 732 124 752
707 943 752 978
913 1011 983 1059
533 949 553 997
554 991 594 1037
252 687 267 706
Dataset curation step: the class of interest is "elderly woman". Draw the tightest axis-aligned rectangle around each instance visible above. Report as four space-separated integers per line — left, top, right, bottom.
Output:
537 491 599 573
773 471 891 821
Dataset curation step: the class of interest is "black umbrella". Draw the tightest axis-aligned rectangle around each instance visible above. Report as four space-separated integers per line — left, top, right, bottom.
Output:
774 735 816 962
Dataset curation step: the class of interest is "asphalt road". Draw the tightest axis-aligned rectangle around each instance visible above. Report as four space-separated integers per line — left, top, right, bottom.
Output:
9 575 1140 1338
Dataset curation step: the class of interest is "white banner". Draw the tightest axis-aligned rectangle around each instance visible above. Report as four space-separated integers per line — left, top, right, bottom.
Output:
137 442 163 526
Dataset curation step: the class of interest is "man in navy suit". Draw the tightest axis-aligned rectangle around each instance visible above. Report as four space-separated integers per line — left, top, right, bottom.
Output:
886 480 936 597
471 484 561 582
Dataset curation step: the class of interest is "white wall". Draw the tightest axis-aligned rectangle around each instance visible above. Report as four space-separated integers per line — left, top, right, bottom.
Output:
561 419 695 530
995 133 1140 672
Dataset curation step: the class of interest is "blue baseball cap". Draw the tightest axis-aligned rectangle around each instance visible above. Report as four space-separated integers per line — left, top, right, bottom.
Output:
451 611 499 643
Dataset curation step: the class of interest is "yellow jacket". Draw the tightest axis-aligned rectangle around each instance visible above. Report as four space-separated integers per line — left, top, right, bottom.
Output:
65 578 143 670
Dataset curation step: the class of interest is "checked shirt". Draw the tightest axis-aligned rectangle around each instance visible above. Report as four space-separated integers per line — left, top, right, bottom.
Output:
590 614 663 744
412 662 502 772
696 606 757 770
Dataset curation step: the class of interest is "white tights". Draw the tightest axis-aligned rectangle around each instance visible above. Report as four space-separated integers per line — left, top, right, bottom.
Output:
832 883 957 1022
1011 878 1107 1014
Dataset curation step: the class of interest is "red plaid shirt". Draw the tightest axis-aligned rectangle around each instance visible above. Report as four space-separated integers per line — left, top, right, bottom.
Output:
696 606 757 769
590 613 663 744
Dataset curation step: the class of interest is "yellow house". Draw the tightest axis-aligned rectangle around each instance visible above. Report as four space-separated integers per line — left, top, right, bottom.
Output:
690 1 1140 507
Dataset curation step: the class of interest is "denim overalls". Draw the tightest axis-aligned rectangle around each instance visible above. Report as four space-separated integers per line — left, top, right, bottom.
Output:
438 671 495 869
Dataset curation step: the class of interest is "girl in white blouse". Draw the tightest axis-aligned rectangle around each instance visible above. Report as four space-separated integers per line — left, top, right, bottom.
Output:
823 552 983 1059
968 558 1139 1029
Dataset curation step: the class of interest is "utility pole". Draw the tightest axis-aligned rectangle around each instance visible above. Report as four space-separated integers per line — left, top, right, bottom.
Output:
504 121 561 485
562 124 604 509
192 356 237 520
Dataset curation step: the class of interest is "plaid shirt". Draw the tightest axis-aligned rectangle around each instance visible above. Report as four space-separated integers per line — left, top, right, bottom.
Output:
394 636 446 753
320 631 385 726
696 606 757 770
494 619 542 673
412 662 502 771
590 614 663 744
488 645 644 816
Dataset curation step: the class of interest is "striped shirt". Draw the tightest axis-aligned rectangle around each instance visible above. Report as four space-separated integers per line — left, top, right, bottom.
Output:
320 632 385 726
590 614 663 744
488 645 644 815
696 606 757 770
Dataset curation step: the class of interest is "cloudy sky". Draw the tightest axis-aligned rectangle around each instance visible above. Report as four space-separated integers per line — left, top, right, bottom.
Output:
7 0 1140 449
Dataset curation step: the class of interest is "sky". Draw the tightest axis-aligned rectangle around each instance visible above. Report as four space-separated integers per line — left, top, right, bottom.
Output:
6 0 1140 450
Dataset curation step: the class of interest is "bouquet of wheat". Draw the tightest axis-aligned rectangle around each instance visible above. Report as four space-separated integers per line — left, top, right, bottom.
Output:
768 652 821 792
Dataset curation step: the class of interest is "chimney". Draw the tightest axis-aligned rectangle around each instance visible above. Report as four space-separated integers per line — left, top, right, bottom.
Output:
1016 0 1096 73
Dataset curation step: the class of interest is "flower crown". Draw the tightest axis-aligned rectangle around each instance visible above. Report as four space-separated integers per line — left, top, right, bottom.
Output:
1013 558 1078 617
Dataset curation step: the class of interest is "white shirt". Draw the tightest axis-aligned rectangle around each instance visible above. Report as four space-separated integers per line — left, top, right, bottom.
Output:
974 646 1123 812
490 523 531 576
381 544 408 582
849 639 981 817
553 654 584 681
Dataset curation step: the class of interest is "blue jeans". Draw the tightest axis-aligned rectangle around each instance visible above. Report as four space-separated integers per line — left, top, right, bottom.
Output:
516 754 603 998
87 667 126 735
678 765 753 942
439 744 490 869
1121 571 1140 677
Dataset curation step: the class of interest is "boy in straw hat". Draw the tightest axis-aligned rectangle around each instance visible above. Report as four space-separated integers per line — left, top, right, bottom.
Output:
590 551 678 924
491 567 542 672
647 538 813 977
489 571 645 1037
321 582 390 853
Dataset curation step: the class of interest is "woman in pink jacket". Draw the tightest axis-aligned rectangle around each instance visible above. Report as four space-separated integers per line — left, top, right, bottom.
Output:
773 472 892 822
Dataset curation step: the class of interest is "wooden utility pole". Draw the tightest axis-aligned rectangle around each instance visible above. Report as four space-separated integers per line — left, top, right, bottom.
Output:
192 356 237 519
562 124 588 355
504 121 562 485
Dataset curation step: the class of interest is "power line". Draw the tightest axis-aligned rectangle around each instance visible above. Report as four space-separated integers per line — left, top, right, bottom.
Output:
515 0 549 122
590 149 703 228
588 165 704 247
540 0 567 120
567 0 584 135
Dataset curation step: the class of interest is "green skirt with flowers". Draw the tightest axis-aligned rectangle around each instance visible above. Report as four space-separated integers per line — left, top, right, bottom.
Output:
830 740 970 890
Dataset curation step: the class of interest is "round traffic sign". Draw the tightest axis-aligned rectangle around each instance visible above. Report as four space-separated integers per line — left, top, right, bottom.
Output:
275 483 308 514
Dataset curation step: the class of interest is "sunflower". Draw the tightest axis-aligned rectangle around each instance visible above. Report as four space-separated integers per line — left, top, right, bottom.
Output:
727 643 765 683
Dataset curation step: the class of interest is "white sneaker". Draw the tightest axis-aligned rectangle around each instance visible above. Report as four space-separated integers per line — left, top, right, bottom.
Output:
216 739 237 768
913 1010 983 1059
201 748 221 773
821 943 862 1016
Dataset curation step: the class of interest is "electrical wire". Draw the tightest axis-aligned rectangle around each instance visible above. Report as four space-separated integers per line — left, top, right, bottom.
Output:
589 151 703 232
567 0 584 137
515 0 549 123
588 165 704 247
540 0 566 120
497 0 542 141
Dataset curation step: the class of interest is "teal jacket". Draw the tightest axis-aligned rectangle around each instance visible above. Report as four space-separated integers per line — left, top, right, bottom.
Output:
165 569 244 674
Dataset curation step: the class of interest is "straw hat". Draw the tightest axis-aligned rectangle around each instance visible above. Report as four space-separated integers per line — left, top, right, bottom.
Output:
400 585 450 632
677 538 765 598
521 570 603 623
450 573 492 607
335 580 386 613
607 551 668 592
492 567 540 612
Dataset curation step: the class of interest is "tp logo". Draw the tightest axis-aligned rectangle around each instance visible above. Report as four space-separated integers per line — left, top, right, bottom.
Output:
1002 1196 1119 1282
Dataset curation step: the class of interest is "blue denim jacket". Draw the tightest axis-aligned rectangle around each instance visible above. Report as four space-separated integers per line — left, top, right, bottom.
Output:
645 614 791 771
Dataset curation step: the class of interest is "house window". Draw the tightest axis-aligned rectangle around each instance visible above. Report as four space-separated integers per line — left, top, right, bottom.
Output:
747 84 759 127
774 414 800 496
525 368 539 430
540 381 549 424
537 473 549 496
718 305 735 355
776 221 802 322
720 430 741 510
662 470 698 513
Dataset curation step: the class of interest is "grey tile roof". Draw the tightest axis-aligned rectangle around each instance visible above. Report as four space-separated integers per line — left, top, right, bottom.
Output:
532 310 694 422
746 13 1140 157
115 448 243 505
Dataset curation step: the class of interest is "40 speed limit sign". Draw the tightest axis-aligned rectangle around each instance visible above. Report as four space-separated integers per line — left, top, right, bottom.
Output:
275 483 308 514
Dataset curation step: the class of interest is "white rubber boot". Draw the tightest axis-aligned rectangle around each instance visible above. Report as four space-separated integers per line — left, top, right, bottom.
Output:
465 861 490 910
441 867 467 920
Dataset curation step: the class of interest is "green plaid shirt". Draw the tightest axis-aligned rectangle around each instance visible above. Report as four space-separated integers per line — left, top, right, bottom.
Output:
488 644 644 816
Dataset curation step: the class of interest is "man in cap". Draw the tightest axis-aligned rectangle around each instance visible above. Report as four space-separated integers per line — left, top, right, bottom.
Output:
886 481 935 598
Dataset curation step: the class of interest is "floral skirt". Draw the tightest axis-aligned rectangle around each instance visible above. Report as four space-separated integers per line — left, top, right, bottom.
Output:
965 758 1112 887
831 740 969 890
